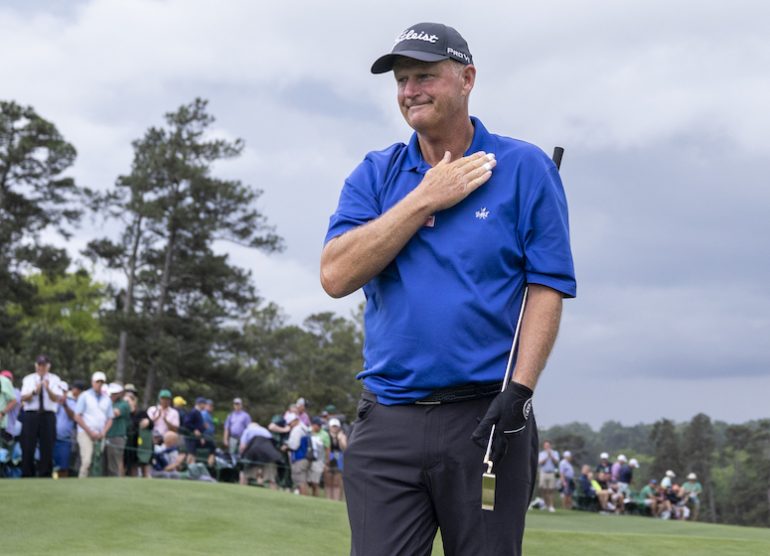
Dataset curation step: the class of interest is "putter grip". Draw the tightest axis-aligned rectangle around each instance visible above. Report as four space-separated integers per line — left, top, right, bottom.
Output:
552 146 564 170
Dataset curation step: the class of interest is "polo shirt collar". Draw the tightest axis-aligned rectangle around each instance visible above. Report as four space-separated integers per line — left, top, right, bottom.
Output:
403 116 490 173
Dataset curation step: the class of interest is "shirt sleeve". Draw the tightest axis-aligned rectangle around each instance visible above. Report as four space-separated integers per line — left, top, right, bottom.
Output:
20 376 35 397
517 153 577 298
169 409 180 427
324 155 383 245
51 376 64 398
75 394 86 415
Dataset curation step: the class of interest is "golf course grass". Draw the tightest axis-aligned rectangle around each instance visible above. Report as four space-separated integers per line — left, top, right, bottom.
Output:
4 478 770 555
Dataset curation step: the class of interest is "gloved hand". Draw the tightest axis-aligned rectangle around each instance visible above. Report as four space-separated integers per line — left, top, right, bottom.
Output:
471 382 533 464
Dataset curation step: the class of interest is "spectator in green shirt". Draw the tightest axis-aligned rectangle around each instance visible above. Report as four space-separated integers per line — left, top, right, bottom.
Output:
105 383 130 477
681 473 703 520
639 479 660 517
0 372 18 435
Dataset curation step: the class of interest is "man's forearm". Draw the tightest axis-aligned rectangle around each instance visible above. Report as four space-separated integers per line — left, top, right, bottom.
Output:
511 284 563 391
320 189 432 298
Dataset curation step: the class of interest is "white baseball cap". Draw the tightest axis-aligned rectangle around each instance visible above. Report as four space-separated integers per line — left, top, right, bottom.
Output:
92 371 107 382
629 458 640 468
108 382 124 395
329 418 341 428
666 470 676 478
600 452 609 460
563 450 572 458
618 454 628 463
687 472 697 480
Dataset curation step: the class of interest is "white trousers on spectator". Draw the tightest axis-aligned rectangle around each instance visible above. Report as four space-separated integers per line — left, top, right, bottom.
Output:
77 430 102 478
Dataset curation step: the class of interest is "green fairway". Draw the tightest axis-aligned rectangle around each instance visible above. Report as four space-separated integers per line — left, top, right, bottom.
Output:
4 479 770 555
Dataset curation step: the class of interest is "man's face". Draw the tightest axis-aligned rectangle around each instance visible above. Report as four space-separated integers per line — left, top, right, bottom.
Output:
35 362 50 375
543 441 551 451
393 58 474 133
159 397 171 408
233 402 241 411
92 379 105 392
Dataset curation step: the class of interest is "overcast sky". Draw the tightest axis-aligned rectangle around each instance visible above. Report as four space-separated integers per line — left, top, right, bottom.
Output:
3 0 769 428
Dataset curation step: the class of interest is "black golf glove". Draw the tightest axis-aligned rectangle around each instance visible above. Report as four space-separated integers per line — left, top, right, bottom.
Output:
471 382 533 464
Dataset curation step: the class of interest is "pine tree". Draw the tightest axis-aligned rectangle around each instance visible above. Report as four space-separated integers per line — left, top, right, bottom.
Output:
85 99 283 402
0 100 84 359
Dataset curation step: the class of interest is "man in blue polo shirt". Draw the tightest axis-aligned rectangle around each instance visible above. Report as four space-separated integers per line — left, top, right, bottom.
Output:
321 21 575 556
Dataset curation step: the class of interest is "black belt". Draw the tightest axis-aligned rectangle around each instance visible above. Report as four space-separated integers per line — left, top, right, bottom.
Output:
364 382 501 406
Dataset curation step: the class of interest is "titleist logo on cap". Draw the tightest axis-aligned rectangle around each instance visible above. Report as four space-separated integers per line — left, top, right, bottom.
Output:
395 29 439 45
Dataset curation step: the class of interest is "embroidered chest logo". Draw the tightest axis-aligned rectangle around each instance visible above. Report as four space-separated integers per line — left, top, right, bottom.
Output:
475 207 490 220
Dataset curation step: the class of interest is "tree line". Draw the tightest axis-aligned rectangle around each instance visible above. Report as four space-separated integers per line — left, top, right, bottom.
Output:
0 98 364 419
542 415 770 527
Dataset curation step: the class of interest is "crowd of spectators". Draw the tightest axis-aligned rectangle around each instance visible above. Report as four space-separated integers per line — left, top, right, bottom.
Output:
534 440 704 520
0 355 350 501
3 355 708 516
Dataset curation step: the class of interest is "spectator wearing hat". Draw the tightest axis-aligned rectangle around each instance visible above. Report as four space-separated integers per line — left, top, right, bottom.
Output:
559 450 575 510
680 472 703 520
639 478 660 517
173 396 188 424
20 355 64 477
661 469 676 489
73 372 113 478
324 417 347 501
147 389 180 438
105 383 130 476
308 416 329 497
596 452 612 476
181 397 208 464
618 458 638 495
124 390 153 478
269 414 292 490
285 412 311 495
224 398 251 455
0 370 18 439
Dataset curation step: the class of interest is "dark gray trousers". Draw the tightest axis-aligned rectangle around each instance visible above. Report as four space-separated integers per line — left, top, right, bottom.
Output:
344 392 538 556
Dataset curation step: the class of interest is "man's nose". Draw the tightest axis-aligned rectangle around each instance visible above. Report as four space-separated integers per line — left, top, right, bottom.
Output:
402 77 420 98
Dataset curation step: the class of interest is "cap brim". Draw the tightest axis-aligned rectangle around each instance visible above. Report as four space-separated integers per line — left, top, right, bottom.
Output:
371 51 449 74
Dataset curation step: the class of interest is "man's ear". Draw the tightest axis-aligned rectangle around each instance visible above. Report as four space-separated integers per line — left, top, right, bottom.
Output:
461 64 476 97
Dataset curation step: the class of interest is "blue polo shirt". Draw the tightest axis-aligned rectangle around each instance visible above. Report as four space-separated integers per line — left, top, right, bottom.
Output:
325 117 576 404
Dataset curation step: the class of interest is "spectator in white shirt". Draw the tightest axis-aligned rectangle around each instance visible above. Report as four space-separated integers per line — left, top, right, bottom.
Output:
19 355 63 477
72 372 113 478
